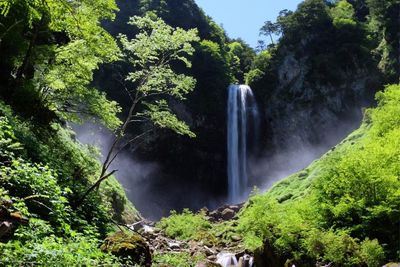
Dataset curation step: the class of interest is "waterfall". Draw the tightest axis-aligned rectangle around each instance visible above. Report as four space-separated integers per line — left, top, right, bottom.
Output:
227 85 259 203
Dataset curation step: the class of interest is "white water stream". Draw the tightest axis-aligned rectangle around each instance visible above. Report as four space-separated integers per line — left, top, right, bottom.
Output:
227 85 259 203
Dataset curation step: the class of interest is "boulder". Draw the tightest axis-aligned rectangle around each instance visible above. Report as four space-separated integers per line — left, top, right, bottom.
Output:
221 208 235 221
195 261 222 267
0 202 28 241
101 231 152 266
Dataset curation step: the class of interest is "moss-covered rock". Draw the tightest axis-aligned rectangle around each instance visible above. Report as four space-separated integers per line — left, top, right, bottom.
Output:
101 231 152 266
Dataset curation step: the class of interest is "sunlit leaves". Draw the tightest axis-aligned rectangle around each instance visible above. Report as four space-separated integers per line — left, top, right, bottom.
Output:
142 100 195 137
0 0 121 129
119 14 199 137
330 0 357 27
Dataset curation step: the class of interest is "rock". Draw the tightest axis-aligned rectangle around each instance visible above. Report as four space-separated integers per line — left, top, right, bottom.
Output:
200 207 209 215
231 235 242 242
0 221 13 240
143 225 155 234
216 252 238 267
168 241 181 250
221 208 235 221
238 254 254 267
208 211 219 222
0 203 28 241
195 261 222 267
383 264 400 267
207 255 217 261
101 231 151 266
204 245 216 256
228 205 241 213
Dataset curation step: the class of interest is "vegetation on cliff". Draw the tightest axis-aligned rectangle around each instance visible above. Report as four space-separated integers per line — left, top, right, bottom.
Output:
159 84 400 266
235 84 400 265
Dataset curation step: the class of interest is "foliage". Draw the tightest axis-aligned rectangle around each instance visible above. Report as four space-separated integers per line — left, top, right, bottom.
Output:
330 0 357 27
360 238 386 267
236 84 400 264
1 158 70 228
118 13 199 138
227 39 255 83
0 233 119 267
73 14 200 208
157 209 211 241
245 50 272 85
153 251 205 267
260 20 279 45
0 100 138 263
366 0 400 82
0 0 121 129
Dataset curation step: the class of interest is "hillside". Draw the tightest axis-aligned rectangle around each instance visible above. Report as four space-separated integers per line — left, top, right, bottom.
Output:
153 84 400 267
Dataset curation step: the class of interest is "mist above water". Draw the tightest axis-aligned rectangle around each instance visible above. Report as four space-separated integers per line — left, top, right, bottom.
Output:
72 123 226 220
72 105 361 220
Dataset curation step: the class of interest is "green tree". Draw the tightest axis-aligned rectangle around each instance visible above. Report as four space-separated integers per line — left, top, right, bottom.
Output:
0 0 121 128
75 14 199 207
260 20 279 45
330 0 357 27
228 40 255 83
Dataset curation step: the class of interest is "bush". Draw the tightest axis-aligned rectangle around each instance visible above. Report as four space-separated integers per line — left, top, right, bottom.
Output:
0 234 119 266
360 238 385 267
153 252 204 267
157 209 211 240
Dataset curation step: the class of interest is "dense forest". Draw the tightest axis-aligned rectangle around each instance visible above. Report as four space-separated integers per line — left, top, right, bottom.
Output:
0 0 399 266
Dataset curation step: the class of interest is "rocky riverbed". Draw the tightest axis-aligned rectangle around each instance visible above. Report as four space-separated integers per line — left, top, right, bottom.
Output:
123 204 254 267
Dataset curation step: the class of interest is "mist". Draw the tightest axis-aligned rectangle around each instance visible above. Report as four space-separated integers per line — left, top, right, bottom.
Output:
72 123 227 220
248 111 363 193
71 106 363 220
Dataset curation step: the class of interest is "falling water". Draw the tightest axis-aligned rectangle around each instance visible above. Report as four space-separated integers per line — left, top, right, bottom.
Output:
227 85 259 203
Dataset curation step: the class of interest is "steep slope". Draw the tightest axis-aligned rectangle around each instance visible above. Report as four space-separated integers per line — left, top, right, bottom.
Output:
250 0 385 154
0 0 140 265
155 85 400 266
237 84 400 266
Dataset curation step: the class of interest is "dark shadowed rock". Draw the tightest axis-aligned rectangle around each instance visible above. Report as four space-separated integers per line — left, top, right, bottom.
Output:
221 208 235 220
0 201 28 241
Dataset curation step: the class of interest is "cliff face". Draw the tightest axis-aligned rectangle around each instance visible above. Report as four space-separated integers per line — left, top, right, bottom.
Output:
261 49 379 150
251 0 384 154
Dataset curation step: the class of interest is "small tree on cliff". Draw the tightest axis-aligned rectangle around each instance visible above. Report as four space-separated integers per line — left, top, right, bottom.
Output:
75 14 199 207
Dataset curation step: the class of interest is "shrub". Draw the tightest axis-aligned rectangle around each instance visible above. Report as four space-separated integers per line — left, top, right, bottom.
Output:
360 238 385 267
0 234 119 266
157 209 211 240
153 252 205 267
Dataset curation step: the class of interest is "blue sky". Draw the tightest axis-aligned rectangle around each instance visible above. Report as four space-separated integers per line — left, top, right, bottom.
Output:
194 0 302 48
